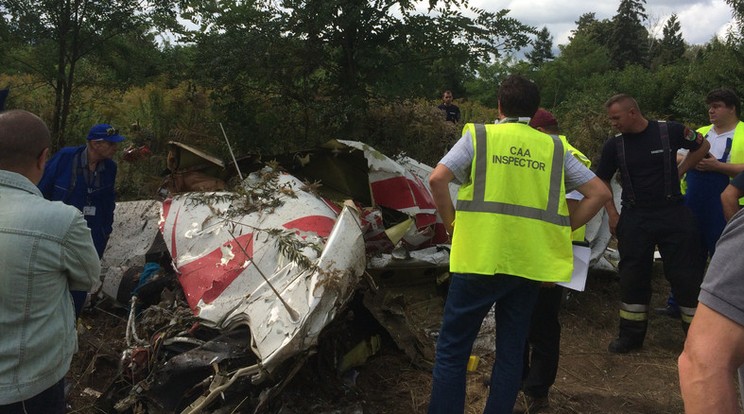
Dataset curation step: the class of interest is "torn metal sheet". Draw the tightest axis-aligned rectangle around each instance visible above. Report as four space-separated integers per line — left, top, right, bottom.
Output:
276 140 449 253
160 141 228 195
160 168 366 371
338 140 447 249
584 174 623 270
101 200 162 269
99 139 623 413
99 200 163 303
363 246 450 367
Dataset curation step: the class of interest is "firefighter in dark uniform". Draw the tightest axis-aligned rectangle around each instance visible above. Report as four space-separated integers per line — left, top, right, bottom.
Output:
595 94 711 353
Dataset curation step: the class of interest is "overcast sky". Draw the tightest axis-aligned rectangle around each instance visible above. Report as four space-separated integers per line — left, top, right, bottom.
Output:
472 0 736 47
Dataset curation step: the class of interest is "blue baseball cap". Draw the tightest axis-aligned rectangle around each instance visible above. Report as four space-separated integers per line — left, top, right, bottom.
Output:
87 123 125 143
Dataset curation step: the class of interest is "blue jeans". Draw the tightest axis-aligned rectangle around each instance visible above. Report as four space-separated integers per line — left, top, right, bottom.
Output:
428 273 540 414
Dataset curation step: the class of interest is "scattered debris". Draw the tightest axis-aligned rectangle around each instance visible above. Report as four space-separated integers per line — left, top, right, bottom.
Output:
94 139 618 413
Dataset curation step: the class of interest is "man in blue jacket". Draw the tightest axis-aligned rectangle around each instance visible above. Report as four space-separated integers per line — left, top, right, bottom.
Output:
38 123 124 313
39 123 124 258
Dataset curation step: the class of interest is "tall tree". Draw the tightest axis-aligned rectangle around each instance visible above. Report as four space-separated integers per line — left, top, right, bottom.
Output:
652 14 686 67
534 34 612 108
608 0 649 69
570 13 613 45
726 0 744 37
0 0 177 148
527 26 555 67
183 0 536 151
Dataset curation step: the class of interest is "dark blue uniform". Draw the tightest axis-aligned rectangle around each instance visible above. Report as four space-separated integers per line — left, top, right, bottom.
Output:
596 120 706 351
38 145 117 258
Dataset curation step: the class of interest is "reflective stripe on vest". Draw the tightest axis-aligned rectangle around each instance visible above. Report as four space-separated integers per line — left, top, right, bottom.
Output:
450 122 573 281
456 124 570 227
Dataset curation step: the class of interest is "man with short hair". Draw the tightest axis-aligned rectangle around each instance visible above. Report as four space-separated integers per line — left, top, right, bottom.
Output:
39 123 125 259
596 94 710 354
438 90 461 123
658 88 744 318
39 123 124 313
0 110 100 413
685 87 744 255
427 75 610 414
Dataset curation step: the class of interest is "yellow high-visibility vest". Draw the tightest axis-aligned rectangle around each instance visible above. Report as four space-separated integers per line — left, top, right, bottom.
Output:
697 122 744 204
560 135 591 242
450 123 573 282
697 121 744 164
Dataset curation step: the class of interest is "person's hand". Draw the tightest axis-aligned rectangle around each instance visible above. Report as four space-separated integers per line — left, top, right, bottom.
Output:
694 155 721 172
608 211 620 236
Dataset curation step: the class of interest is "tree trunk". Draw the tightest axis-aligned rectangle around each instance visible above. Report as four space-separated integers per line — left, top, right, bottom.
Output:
52 0 71 150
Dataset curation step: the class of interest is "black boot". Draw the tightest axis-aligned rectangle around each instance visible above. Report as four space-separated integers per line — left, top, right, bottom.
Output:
608 319 647 354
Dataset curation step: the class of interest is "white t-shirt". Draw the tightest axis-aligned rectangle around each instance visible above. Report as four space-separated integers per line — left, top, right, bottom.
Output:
678 126 734 161
706 127 735 161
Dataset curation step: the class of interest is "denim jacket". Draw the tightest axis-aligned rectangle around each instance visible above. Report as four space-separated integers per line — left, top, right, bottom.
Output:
0 170 100 404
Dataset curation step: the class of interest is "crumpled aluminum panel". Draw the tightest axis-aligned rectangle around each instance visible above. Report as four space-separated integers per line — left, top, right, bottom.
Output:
338 140 448 248
160 169 366 368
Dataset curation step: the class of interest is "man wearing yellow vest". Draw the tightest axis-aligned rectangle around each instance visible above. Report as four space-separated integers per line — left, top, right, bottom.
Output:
686 88 744 250
658 88 744 318
513 108 592 414
427 75 610 414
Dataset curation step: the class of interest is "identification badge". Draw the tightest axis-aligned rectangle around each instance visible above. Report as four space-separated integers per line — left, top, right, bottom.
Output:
83 206 97 216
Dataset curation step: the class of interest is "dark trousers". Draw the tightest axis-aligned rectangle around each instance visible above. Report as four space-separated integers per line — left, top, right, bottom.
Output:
0 378 65 414
429 273 540 414
616 204 705 308
522 285 563 398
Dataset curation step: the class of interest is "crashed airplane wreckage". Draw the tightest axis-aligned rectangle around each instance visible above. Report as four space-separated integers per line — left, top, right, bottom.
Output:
96 140 617 413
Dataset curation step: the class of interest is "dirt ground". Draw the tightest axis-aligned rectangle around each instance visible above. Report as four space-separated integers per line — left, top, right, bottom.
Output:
66 262 686 414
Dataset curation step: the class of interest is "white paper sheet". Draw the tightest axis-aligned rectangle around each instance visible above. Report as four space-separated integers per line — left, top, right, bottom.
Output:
558 244 591 291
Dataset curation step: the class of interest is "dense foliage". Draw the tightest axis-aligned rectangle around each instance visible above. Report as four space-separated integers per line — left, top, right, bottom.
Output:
1 0 743 198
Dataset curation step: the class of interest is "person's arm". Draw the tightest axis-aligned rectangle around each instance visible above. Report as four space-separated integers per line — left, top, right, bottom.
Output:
679 302 744 414
593 139 620 234
678 137 711 177
695 158 744 177
722 172 744 221
601 179 620 236
429 164 456 237
572 176 611 231
721 184 744 221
